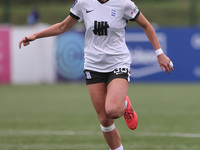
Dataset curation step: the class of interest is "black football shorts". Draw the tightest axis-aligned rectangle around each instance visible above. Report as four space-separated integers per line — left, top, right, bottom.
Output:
83 68 130 85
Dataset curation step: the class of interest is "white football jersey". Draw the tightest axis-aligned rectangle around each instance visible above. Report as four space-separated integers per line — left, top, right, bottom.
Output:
70 0 140 72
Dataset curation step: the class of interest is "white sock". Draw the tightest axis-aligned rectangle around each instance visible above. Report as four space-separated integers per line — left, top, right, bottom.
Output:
110 144 123 150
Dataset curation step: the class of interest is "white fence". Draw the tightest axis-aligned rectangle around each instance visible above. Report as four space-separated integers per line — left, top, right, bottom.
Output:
0 24 56 84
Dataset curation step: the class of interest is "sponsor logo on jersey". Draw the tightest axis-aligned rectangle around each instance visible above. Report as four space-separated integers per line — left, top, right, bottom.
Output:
131 7 138 16
131 12 133 16
93 21 109 36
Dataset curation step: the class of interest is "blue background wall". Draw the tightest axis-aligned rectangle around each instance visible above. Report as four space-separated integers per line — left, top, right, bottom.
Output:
126 27 200 82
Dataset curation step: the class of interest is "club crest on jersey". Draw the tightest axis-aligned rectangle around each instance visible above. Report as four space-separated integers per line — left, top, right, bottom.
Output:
72 0 78 8
111 10 117 17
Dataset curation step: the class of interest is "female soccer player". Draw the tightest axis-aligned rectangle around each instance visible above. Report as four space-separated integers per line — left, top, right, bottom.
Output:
19 0 173 149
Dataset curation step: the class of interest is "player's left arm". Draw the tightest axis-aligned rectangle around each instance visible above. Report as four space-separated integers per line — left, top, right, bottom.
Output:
135 12 173 74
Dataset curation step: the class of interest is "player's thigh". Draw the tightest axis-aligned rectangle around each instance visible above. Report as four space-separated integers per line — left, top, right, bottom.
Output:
87 82 114 125
88 82 106 114
106 78 129 113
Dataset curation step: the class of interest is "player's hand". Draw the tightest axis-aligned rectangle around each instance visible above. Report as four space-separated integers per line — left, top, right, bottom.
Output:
19 35 36 49
157 54 174 74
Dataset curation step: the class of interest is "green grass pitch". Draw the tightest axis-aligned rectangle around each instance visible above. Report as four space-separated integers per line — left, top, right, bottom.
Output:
0 83 200 150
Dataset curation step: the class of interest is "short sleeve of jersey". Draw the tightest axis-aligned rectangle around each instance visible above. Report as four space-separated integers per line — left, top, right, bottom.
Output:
124 0 140 21
70 0 83 22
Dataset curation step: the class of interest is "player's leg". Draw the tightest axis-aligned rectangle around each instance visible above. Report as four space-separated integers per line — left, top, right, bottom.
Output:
106 69 138 130
105 78 128 119
87 82 122 150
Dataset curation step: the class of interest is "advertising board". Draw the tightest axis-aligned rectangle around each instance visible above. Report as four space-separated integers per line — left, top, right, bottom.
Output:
0 27 10 84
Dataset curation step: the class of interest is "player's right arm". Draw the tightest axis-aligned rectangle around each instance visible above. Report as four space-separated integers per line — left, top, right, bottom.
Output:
19 15 78 49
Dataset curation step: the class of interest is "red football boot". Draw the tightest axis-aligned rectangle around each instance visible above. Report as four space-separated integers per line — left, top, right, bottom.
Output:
124 96 138 130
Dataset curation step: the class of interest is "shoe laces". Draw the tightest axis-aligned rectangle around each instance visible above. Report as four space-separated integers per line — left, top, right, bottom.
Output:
124 111 134 120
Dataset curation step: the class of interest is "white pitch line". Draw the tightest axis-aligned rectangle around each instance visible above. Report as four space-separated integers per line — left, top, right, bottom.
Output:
0 130 101 136
0 130 200 138
135 132 200 138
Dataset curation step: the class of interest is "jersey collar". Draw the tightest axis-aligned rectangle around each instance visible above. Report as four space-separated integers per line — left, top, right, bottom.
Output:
97 0 109 4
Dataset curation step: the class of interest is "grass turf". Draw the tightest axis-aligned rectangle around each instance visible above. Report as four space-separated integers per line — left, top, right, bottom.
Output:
0 83 200 150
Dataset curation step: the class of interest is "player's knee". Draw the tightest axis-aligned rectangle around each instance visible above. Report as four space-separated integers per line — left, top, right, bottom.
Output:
106 107 123 119
99 117 113 127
